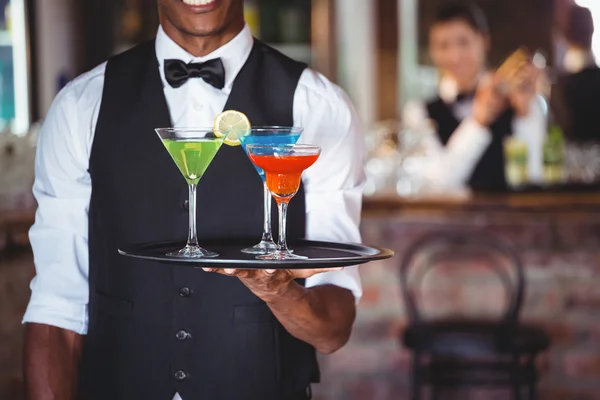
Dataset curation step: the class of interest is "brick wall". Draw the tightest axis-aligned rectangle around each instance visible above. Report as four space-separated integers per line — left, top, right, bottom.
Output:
313 211 600 400
2 210 600 399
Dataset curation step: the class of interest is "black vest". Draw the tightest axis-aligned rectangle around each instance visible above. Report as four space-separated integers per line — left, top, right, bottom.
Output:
552 67 600 143
426 97 514 192
82 39 318 400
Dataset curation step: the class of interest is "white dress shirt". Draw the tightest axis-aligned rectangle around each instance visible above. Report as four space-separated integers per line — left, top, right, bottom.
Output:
23 26 365 399
403 76 547 189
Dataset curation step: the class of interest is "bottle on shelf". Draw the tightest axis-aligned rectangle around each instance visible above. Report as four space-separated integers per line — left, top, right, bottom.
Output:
504 137 529 188
542 125 566 185
244 0 260 38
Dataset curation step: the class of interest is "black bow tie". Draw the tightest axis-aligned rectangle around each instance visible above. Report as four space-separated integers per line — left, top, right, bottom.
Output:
164 58 225 89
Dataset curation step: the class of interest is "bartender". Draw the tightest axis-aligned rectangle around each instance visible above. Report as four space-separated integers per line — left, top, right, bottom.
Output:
22 1 364 399
403 2 546 192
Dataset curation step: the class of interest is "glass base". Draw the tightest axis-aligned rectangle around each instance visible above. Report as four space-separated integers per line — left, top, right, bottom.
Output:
241 239 278 255
167 245 218 258
256 250 307 260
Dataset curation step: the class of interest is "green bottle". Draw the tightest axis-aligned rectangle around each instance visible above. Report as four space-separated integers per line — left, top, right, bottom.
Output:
543 125 565 184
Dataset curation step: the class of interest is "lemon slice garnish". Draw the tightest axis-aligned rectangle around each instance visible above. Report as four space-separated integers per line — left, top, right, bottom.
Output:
213 110 251 146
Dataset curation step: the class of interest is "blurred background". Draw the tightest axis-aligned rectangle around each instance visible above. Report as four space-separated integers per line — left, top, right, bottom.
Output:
1 0 600 399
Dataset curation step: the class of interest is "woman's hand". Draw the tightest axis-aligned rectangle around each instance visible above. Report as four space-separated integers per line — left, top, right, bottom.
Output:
506 63 540 117
472 73 508 127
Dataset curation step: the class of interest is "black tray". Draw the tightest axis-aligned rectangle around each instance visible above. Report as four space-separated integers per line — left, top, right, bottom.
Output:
118 239 394 269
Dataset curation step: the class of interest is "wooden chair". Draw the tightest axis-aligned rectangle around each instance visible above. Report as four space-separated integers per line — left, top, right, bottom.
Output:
399 228 550 400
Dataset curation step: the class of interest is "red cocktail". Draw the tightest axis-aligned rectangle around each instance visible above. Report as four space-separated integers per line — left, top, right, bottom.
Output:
246 144 321 260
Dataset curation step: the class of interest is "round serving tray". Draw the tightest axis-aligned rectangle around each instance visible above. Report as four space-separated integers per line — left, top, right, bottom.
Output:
118 239 394 269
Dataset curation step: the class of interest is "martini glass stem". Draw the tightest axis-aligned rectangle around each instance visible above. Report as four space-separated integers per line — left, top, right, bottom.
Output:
187 183 199 248
277 200 290 253
262 181 274 243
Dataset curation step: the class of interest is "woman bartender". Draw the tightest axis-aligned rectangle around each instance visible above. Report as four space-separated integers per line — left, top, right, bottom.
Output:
404 2 546 192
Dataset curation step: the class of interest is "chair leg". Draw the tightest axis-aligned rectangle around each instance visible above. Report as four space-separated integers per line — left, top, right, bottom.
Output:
513 386 522 400
528 382 538 400
511 354 522 400
528 358 538 400
430 385 440 400
411 353 422 400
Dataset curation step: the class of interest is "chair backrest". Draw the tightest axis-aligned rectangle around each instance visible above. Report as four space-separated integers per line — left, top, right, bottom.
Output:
399 228 525 325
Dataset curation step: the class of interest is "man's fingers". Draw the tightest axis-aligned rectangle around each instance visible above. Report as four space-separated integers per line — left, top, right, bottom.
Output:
202 268 275 278
204 266 345 280
235 269 255 278
260 269 285 279
202 267 284 280
203 268 239 276
292 267 344 278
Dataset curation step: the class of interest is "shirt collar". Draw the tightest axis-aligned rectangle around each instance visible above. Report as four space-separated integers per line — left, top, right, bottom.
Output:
438 74 483 104
155 23 254 91
438 75 459 104
564 47 597 74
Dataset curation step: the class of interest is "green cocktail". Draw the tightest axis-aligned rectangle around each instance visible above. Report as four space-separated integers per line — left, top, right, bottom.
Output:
155 128 225 258
162 139 223 184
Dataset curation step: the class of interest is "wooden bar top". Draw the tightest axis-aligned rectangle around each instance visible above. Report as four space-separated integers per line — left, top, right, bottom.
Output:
2 192 600 223
363 191 600 215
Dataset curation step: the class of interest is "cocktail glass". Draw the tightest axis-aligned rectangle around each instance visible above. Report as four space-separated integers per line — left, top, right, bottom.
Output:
238 127 303 255
246 144 321 260
155 127 224 258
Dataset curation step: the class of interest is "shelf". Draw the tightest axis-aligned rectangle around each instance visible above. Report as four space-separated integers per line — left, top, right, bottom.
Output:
268 43 312 63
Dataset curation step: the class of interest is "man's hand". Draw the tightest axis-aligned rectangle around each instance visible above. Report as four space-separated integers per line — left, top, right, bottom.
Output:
202 267 342 302
203 267 356 354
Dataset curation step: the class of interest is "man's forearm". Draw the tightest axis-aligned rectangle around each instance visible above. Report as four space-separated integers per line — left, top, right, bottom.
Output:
264 283 356 354
24 323 83 400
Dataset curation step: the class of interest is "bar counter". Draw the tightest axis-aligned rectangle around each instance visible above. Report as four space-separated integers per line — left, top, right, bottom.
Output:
2 191 599 240
363 191 600 215
359 190 600 255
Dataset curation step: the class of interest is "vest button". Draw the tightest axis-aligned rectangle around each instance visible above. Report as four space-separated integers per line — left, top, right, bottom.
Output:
176 330 191 341
179 287 192 297
174 370 187 381
183 200 189 210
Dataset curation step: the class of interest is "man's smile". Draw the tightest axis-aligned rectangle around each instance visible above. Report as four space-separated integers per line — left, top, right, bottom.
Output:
180 0 221 13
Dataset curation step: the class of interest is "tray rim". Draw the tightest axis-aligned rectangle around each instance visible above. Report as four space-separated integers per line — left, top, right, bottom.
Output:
117 239 394 267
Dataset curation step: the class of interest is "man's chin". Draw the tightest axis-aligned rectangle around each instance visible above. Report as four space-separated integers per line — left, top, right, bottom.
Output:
176 22 227 37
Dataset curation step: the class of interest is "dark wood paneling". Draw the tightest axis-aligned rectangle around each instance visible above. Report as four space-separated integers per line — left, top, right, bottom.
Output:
80 0 118 73
311 0 337 81
376 0 399 120
418 0 556 66
25 0 38 121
